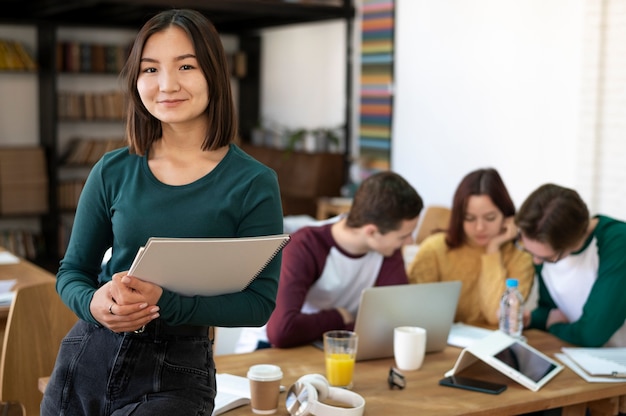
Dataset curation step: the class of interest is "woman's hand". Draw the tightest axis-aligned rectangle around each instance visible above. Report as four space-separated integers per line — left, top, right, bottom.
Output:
522 309 531 328
110 271 163 306
486 216 518 253
90 281 160 333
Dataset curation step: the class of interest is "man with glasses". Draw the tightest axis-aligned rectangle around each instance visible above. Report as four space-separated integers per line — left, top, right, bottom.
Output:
515 184 626 347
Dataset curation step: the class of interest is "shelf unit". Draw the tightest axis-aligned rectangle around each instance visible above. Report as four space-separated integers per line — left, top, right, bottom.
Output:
0 25 46 261
52 28 137 256
1 0 356 268
240 144 345 217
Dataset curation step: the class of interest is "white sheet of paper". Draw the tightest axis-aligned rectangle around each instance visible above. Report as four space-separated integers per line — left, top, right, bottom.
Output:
0 279 16 306
0 279 16 293
0 252 19 265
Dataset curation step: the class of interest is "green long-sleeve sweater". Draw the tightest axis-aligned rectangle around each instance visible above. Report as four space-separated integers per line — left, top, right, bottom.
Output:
56 143 284 328
529 215 626 347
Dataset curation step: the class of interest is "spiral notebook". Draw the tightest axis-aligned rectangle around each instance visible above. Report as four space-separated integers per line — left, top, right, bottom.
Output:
560 347 626 379
128 234 290 297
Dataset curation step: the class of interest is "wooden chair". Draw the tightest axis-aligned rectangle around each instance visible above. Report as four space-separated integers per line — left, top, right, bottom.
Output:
316 197 352 220
414 205 451 245
0 281 78 416
0 401 25 415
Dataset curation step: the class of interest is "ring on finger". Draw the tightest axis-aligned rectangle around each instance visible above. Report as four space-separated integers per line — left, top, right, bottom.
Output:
109 303 115 315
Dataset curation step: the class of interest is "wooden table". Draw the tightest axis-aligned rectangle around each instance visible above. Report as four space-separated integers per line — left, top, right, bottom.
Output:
214 330 626 416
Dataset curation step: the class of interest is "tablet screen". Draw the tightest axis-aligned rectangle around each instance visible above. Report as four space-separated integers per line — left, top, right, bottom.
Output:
493 341 558 382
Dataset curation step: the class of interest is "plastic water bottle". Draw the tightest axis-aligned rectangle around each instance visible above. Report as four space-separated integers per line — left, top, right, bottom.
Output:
499 278 524 338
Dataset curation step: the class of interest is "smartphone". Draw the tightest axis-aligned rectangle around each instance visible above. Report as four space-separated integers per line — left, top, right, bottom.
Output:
439 375 507 395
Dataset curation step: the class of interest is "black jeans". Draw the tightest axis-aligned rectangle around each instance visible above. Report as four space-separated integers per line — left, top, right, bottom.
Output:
41 320 216 416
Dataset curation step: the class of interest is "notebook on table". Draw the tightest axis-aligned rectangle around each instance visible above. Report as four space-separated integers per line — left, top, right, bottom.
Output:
558 347 626 381
353 280 462 361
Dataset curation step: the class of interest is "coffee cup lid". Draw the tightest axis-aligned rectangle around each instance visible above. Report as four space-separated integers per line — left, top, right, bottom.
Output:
247 364 283 381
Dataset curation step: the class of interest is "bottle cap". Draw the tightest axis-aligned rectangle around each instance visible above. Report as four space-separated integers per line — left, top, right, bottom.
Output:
506 278 519 287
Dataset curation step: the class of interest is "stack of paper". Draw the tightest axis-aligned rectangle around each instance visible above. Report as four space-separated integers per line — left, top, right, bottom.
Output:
557 347 626 383
0 251 19 264
0 279 16 307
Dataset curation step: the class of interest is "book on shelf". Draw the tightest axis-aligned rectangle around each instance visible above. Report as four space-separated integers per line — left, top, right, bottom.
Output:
57 41 130 73
58 90 125 120
128 234 290 297
8 40 37 70
0 39 37 71
63 137 126 166
57 180 85 210
90 44 106 73
556 347 626 383
0 230 41 261
79 43 92 72
85 140 110 165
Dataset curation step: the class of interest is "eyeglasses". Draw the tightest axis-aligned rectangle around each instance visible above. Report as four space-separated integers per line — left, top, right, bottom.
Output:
514 235 563 264
388 367 406 390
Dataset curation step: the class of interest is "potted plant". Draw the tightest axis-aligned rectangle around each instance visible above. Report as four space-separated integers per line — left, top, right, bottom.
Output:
286 126 342 154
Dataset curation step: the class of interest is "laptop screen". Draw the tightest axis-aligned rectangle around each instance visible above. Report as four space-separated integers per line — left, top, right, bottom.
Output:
353 281 462 361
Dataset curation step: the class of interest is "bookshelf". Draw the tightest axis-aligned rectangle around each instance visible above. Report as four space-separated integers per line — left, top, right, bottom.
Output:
0 25 46 261
52 28 136 257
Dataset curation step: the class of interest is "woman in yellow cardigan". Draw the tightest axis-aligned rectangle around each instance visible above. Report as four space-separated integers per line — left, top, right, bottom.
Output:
408 168 534 327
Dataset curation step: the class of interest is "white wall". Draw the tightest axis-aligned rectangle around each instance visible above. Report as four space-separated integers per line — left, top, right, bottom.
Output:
575 0 626 219
392 0 585 210
260 20 347 133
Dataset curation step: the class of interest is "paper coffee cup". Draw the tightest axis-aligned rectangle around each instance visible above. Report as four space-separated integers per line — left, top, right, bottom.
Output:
247 364 283 415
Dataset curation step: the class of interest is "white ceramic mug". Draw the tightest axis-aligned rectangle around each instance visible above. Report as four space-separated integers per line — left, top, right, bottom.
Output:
393 326 427 371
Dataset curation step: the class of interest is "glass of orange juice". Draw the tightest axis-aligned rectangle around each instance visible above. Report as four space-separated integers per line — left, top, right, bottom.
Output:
323 330 358 389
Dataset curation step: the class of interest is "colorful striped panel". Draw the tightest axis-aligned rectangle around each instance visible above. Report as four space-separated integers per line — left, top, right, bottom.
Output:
359 0 393 168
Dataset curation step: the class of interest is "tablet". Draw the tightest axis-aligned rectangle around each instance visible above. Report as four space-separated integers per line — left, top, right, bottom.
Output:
445 331 563 391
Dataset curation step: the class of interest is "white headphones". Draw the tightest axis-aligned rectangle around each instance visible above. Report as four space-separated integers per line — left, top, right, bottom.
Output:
285 374 365 416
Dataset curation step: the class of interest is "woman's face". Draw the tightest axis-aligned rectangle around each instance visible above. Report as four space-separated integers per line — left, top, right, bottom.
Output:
137 26 209 127
462 195 505 247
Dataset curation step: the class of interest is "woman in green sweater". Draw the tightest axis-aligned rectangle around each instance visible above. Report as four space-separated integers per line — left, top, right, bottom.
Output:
517 184 626 347
41 9 283 416
408 168 534 327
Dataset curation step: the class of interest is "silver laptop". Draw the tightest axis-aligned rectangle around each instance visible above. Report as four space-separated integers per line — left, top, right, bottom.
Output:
353 281 461 361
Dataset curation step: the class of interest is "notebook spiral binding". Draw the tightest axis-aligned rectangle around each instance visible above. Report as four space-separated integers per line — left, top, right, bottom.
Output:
245 234 291 288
